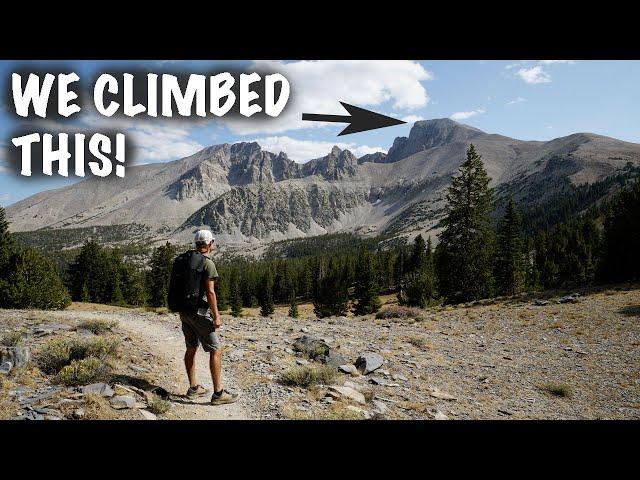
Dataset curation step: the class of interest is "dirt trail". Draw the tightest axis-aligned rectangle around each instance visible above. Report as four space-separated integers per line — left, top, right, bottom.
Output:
61 308 249 420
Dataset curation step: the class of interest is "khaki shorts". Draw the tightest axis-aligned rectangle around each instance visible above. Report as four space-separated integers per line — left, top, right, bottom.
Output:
179 310 221 352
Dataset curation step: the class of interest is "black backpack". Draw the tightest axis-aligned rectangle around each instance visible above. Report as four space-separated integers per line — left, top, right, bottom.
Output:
167 251 208 312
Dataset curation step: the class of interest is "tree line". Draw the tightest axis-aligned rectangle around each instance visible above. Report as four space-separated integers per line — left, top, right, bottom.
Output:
1 144 639 313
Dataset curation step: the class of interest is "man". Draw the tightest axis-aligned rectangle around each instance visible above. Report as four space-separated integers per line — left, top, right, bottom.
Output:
174 229 238 405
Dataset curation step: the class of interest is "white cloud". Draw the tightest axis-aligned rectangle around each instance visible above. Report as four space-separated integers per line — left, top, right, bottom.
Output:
225 60 433 135
516 65 551 84
539 60 576 65
450 109 485 121
401 114 425 123
253 136 385 163
507 97 527 105
78 115 204 164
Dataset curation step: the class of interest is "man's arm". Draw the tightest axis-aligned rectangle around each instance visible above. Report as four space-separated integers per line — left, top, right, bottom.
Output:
205 278 221 329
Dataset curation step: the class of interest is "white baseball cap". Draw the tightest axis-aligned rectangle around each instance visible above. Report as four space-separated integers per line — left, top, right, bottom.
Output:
194 229 214 244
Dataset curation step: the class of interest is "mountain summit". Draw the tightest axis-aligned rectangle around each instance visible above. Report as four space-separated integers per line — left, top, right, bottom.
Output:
6 120 640 250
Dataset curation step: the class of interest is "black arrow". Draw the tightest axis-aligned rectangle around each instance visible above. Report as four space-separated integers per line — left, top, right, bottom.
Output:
302 102 406 136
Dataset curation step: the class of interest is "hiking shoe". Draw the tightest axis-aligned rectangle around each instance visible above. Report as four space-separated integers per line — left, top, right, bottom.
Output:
186 385 209 398
210 389 238 405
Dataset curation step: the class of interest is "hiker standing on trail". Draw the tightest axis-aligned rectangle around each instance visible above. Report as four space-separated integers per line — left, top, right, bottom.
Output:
168 229 238 405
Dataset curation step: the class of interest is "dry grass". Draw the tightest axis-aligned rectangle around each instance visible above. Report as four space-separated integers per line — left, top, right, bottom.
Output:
77 319 118 335
376 305 424 320
282 402 364 420
0 378 18 420
0 330 24 347
37 336 120 375
83 393 119 420
147 394 171 415
281 365 338 387
539 382 572 398
407 336 428 349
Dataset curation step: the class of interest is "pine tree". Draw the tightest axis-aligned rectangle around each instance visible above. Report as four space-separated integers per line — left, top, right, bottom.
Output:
495 200 526 296
0 207 15 271
398 237 436 307
313 259 349 318
258 270 275 317
600 179 640 281
352 248 381 315
408 234 427 272
0 247 71 310
230 272 243 317
288 289 299 318
147 242 178 307
436 144 496 303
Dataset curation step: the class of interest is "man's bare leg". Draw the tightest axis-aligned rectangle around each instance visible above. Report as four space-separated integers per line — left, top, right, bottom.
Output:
184 347 198 388
210 349 222 392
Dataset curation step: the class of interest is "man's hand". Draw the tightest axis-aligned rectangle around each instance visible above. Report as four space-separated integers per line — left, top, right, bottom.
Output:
213 313 222 330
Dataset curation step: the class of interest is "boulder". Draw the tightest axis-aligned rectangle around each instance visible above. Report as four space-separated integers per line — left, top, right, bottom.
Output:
0 346 30 369
293 335 330 359
355 352 384 375
110 395 137 409
82 382 115 398
371 400 388 414
316 350 347 367
327 385 366 405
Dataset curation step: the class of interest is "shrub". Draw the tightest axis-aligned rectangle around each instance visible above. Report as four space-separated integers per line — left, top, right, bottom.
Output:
0 330 23 347
375 305 424 320
282 365 338 387
38 338 73 374
407 336 427 348
38 336 119 375
147 394 171 415
540 382 572 398
55 357 109 386
77 319 118 335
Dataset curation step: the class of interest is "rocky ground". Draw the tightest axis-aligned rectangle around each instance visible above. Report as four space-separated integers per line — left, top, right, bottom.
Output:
1 284 639 420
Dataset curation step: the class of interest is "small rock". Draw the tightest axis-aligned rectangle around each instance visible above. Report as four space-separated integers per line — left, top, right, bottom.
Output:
371 400 387 414
533 299 549 306
355 352 384 375
82 382 114 398
300 327 309 333
429 388 457 401
432 410 449 420
327 385 366 405
284 348 294 354
321 396 334 404
0 346 31 369
295 358 309 366
369 376 387 386
110 395 137 409
72 408 85 419
339 364 360 376
0 361 13 375
129 365 150 373
139 409 157 420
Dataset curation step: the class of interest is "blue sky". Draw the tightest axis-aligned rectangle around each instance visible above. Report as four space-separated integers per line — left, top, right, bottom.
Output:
1 60 639 206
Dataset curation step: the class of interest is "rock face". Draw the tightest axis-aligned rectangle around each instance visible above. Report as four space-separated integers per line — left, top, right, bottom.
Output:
6 119 640 247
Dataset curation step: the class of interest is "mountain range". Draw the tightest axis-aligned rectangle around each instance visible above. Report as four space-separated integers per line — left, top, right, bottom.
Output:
6 118 640 252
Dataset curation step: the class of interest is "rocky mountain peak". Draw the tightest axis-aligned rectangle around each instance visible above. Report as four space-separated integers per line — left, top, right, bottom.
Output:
386 118 484 163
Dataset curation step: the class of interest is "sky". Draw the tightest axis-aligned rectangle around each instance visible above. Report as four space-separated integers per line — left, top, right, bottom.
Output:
1 60 639 206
